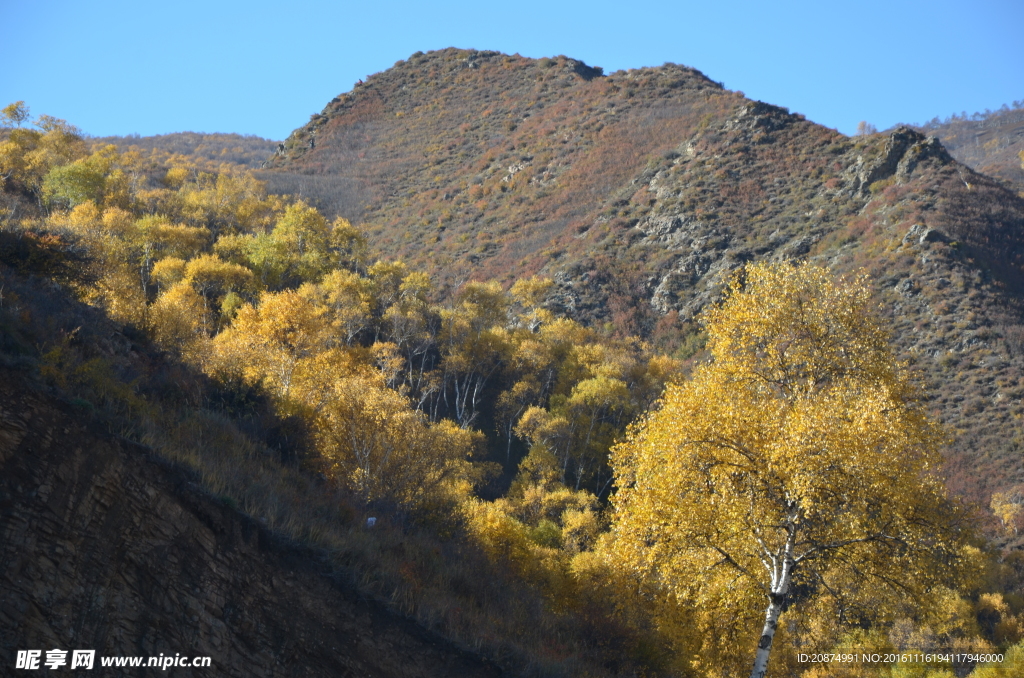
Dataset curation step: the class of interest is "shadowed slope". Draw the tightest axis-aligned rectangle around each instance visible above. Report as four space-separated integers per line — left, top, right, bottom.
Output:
0 367 502 678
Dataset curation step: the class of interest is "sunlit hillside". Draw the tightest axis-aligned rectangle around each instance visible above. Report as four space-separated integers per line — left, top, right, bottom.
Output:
264 49 1024 517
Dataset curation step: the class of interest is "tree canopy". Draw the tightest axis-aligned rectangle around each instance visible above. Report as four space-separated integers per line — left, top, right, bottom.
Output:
607 261 970 678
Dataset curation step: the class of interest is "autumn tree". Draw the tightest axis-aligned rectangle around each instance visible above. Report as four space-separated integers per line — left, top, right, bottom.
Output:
308 373 481 513
40 144 140 210
510 275 554 332
0 106 87 195
213 202 359 291
327 215 368 273
311 268 373 346
366 259 410 337
991 491 1022 536
1 101 30 128
210 288 333 399
515 373 633 494
856 121 878 135
149 280 210 361
41 157 106 208
438 280 511 427
380 270 438 401
607 262 969 678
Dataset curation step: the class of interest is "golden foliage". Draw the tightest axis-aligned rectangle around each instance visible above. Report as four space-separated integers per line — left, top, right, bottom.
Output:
990 492 1022 536
149 281 210 362
310 374 479 511
210 289 332 398
0 110 87 192
608 261 970 676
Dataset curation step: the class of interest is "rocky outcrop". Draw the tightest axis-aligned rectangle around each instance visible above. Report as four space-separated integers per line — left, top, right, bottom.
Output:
722 100 797 135
847 127 952 196
0 369 500 677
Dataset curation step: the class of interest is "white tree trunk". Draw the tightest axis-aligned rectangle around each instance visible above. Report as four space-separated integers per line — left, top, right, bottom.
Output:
749 521 796 678
749 590 786 678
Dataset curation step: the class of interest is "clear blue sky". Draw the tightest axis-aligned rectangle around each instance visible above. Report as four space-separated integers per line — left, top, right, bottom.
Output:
2 0 1021 140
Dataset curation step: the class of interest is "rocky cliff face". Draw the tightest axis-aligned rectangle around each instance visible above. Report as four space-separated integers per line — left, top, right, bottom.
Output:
0 368 500 677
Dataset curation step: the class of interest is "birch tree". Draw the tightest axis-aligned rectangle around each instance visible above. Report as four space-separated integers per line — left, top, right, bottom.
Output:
607 262 968 678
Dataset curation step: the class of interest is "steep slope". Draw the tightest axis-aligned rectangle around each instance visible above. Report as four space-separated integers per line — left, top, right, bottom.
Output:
266 48 1024 511
0 367 500 677
574 103 1024 507
912 105 1024 194
261 48 738 279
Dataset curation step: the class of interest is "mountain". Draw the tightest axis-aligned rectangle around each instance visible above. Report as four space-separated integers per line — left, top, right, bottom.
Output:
264 48 1024 512
910 104 1024 194
261 49 732 285
4 48 1024 676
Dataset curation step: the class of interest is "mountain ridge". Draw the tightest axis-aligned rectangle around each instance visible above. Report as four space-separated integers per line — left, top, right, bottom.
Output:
908 103 1024 194
263 47 1024 512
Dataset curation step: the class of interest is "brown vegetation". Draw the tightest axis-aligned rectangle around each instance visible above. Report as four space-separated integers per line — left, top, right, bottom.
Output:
910 102 1024 194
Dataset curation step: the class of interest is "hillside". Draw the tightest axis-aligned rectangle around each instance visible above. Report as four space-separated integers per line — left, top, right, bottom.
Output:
261 49 735 270
94 131 279 171
0 161 679 676
265 48 1024 512
5 52 1024 677
911 104 1024 194
0 365 500 677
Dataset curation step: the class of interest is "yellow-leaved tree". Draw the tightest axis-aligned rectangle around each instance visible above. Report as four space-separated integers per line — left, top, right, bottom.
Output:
607 261 969 678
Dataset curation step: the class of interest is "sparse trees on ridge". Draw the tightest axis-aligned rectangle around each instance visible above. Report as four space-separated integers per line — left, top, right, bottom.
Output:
856 120 879 135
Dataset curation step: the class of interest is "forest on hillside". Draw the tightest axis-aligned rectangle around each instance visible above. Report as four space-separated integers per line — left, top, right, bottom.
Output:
93 130 280 172
3 99 1024 678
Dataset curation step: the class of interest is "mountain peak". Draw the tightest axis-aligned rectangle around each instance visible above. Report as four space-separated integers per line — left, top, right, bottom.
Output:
258 52 1024 510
